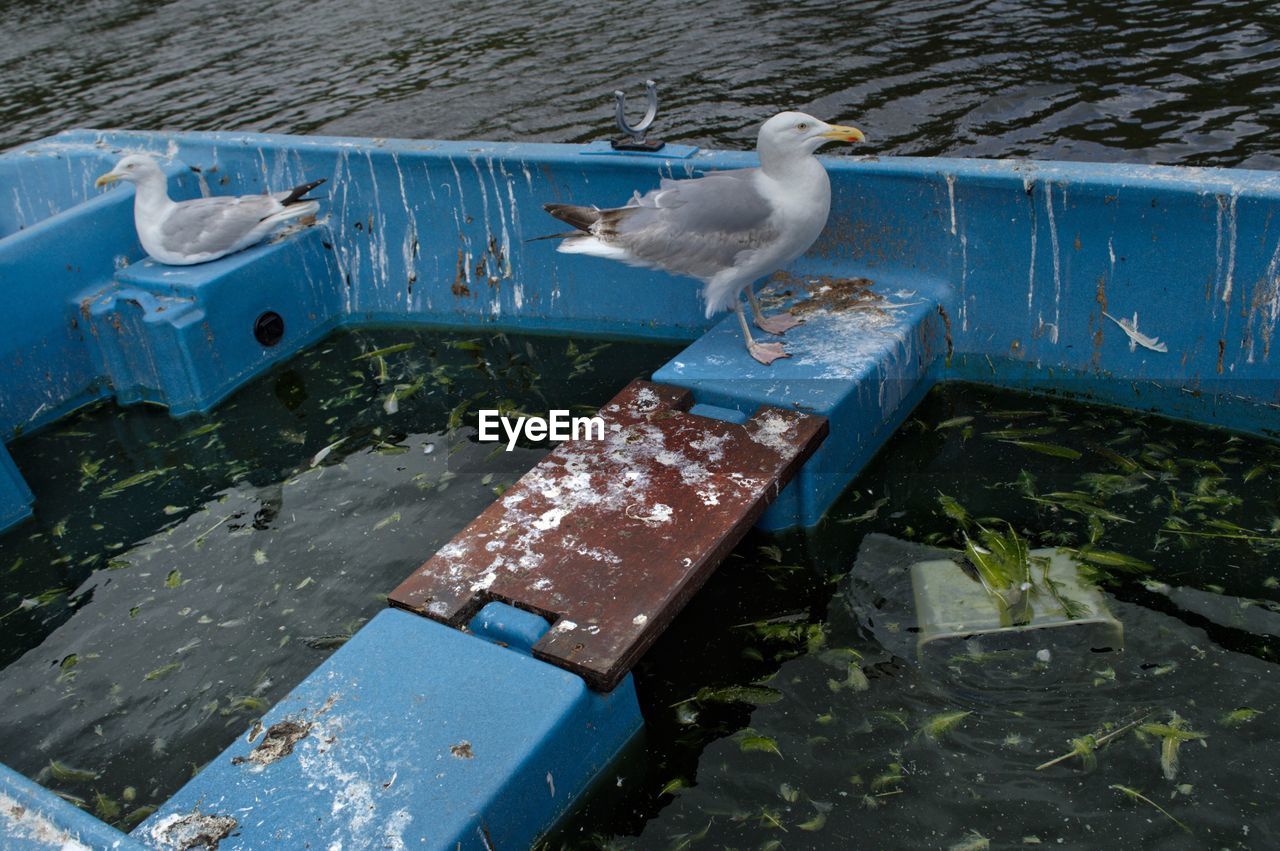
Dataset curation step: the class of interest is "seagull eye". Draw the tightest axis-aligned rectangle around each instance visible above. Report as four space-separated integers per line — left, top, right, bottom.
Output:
796 123 809 132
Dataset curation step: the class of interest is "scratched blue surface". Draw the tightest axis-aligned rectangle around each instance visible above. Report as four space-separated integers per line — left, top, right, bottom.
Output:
132 607 641 851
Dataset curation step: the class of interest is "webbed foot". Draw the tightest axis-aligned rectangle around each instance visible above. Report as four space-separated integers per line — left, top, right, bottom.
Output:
755 312 804 335
748 341 791 365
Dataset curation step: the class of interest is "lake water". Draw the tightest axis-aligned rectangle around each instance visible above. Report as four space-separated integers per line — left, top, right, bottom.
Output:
3 0 1279 169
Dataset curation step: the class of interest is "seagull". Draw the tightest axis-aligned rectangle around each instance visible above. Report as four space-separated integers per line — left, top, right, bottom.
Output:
543 111 864 364
95 154 326 266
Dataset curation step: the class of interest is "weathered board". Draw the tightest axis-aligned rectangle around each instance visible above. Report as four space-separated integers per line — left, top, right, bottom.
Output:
389 380 828 690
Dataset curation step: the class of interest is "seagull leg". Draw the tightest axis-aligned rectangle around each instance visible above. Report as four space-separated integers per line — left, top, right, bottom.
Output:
747 285 803 335
736 298 789 365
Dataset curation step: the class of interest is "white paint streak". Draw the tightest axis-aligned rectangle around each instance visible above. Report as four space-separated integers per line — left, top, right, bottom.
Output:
946 173 957 236
1026 178 1038 311
1044 182 1062 344
1222 192 1238 306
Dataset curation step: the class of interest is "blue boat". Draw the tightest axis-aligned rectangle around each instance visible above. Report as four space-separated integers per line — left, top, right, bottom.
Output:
1 123 1277 848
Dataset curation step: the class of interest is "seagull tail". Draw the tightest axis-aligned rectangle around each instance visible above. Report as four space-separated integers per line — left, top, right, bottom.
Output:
281 178 327 206
264 200 320 225
542 203 600 232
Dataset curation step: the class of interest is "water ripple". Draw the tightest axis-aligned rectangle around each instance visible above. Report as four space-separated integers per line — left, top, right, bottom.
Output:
2 0 1278 168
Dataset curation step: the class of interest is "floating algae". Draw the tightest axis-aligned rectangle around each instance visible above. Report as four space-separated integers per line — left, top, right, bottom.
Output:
543 384 1280 849
0 326 680 827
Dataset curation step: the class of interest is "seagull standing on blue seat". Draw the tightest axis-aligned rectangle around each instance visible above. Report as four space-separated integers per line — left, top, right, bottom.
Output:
543 111 865 364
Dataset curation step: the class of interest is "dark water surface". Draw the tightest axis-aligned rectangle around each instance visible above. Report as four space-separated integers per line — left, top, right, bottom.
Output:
0 327 680 829
3 0 1280 168
549 384 1280 849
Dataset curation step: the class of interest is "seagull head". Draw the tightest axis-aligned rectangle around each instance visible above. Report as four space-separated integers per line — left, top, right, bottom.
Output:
758 111 865 164
96 154 165 189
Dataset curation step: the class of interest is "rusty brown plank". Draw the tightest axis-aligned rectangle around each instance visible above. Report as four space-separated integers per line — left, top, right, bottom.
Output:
388 379 828 691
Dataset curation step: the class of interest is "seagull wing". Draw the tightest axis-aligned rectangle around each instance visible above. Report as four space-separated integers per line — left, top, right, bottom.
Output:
604 169 780 280
155 195 285 259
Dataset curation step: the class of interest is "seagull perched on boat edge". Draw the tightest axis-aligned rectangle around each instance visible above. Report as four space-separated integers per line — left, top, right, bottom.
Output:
543 111 865 364
95 154 326 266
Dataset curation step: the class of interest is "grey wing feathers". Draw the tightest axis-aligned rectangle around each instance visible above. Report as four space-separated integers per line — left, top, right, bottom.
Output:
609 169 778 278
157 195 282 255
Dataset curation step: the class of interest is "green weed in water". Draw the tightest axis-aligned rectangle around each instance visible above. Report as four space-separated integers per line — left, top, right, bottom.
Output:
738 731 783 757
1110 784 1191 833
100 467 173 498
948 830 990 851
1139 713 1206 781
1003 440 1082 460
674 685 784 707
918 711 971 741
353 342 415 360
1219 707 1262 727
47 760 98 783
143 662 182 681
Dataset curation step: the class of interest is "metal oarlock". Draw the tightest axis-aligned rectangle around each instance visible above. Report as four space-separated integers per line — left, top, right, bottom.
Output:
612 80 664 152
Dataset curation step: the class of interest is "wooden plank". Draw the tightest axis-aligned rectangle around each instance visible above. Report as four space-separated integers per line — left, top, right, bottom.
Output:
388 380 828 691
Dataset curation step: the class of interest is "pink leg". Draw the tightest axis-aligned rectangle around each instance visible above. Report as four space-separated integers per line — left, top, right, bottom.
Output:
736 299 789 365
748 286 803 335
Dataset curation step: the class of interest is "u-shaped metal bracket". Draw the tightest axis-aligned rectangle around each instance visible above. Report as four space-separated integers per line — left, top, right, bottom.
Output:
612 80 664 152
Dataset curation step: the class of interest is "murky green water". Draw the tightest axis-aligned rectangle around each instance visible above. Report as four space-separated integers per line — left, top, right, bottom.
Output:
0 326 680 829
3 1 1280 169
551 383 1280 849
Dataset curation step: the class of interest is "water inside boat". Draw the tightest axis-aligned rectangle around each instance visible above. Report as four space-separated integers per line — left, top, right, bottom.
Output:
0 327 682 828
547 383 1280 849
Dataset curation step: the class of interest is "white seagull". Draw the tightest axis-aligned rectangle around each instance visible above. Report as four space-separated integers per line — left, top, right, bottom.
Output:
95 154 326 266
544 111 864 364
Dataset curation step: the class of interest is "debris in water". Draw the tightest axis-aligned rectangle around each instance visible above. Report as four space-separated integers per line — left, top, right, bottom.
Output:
1110 784 1190 833
836 496 889 524
1002 440 1082 460
673 684 784 707
353 342 415 360
144 662 182 681
1219 707 1262 727
918 710 971 741
46 760 99 783
100 466 174 498
949 830 991 851
1036 710 1152 770
309 437 347 467
1139 713 1206 781
797 800 832 832
739 730 783 757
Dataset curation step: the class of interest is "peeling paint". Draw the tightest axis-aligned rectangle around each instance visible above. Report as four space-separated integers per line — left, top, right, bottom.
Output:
146 809 237 851
231 719 312 768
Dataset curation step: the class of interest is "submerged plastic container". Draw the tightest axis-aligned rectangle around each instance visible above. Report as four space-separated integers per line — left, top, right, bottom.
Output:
910 548 1124 660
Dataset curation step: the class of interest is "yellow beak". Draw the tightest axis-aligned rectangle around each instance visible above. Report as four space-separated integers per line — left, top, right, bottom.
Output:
819 124 866 143
95 172 120 188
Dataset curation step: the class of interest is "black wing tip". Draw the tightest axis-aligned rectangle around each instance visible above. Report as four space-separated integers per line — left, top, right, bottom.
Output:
543 203 599 232
525 230 580 244
282 177 328 206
